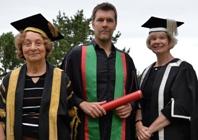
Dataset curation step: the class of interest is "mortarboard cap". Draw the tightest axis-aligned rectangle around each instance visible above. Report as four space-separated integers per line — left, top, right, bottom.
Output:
11 13 64 41
141 16 184 36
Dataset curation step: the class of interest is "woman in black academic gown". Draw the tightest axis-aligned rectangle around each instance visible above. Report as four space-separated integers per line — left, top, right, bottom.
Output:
0 14 77 140
135 16 198 140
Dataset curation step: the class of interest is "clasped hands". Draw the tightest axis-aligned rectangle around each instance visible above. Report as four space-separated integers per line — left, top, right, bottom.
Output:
79 101 132 118
136 123 152 140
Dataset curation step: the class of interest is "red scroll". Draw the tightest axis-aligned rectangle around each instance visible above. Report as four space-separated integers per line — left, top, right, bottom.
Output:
101 90 143 111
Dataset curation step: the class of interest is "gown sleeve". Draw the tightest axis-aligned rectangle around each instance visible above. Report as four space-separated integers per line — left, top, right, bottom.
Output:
161 62 198 122
190 74 198 139
65 73 80 140
62 47 85 107
0 75 9 134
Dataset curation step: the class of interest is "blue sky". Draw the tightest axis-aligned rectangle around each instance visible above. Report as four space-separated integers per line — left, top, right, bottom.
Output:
0 0 198 74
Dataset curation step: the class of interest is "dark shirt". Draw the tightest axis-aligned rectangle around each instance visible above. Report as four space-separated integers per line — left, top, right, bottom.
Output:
95 44 116 102
141 66 164 126
22 74 45 139
95 44 116 140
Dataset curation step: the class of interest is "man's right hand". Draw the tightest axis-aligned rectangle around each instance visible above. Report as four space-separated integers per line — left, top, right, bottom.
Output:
79 101 107 118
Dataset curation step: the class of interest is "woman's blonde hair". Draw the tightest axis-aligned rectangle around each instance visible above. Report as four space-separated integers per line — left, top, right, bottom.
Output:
146 31 177 50
14 31 53 59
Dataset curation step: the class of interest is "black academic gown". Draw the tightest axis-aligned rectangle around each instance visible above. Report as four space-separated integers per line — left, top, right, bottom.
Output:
61 40 139 140
139 58 198 140
0 62 73 140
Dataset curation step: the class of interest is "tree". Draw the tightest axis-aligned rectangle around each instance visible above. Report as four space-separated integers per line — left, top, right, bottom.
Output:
122 47 130 54
137 71 141 83
0 32 23 80
47 10 93 66
47 10 122 66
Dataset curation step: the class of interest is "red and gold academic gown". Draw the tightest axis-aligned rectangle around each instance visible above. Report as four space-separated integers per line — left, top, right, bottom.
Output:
0 62 75 140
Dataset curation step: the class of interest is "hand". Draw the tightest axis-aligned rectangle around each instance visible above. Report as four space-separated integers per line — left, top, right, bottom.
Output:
79 101 107 118
136 122 151 140
0 125 5 140
115 103 132 119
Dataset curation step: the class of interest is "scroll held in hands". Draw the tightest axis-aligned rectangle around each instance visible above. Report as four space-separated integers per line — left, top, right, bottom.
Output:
101 90 143 111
